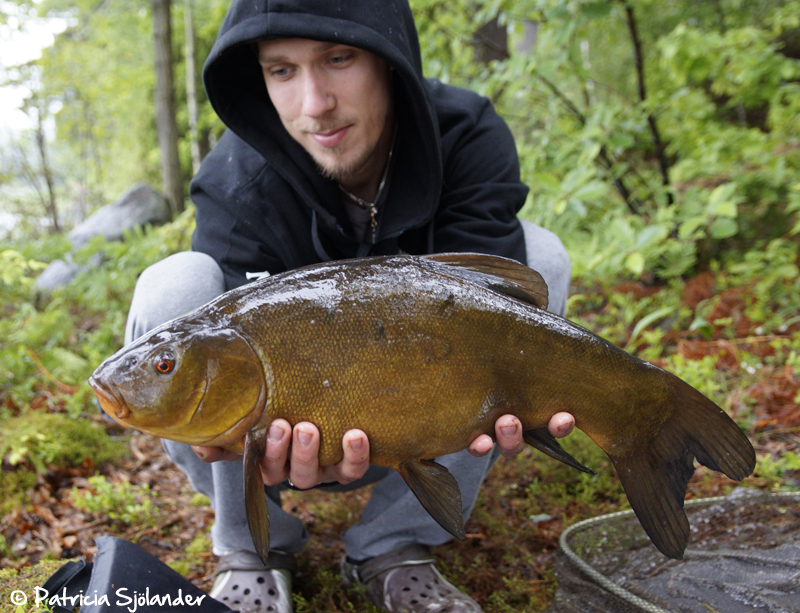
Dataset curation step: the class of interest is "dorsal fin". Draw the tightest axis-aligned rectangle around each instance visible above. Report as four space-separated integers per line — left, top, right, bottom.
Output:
422 253 549 310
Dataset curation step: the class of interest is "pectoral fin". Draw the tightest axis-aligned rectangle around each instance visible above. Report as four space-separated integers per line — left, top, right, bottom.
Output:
523 428 596 475
397 459 466 540
244 427 270 564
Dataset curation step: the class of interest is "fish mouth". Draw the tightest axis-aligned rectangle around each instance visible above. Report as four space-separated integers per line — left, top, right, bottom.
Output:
88 376 132 421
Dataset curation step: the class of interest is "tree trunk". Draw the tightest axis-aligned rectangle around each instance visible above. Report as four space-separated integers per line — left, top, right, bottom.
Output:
33 105 60 233
153 0 184 214
621 0 673 205
184 0 203 175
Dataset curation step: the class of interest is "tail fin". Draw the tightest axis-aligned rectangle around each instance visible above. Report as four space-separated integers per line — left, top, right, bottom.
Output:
610 377 755 560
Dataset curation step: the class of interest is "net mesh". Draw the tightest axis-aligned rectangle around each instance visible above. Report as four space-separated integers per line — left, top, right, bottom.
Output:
546 489 800 613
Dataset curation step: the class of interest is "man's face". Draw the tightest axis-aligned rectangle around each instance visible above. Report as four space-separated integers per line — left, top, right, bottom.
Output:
257 38 394 185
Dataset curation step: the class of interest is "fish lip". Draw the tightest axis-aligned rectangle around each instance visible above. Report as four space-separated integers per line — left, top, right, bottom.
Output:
89 376 132 420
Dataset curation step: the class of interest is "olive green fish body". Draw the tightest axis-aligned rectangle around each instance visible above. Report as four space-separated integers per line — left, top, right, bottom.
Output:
90 253 755 563
225 256 669 466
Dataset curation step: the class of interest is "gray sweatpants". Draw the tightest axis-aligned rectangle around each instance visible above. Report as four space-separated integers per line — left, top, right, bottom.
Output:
124 220 570 560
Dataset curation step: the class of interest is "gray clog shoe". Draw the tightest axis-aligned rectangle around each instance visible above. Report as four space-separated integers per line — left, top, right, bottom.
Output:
341 544 482 612
209 550 295 613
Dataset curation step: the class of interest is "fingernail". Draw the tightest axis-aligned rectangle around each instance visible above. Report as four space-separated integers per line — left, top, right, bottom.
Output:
297 431 312 447
349 437 363 451
500 425 517 438
268 424 284 443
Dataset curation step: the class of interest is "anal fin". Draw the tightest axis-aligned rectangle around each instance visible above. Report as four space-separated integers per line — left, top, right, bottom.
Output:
523 428 596 475
397 459 466 540
244 427 270 564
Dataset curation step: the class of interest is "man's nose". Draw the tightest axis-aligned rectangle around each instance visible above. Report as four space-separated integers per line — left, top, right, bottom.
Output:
301 72 335 118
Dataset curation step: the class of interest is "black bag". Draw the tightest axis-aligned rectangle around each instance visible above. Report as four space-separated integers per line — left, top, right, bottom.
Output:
39 536 233 613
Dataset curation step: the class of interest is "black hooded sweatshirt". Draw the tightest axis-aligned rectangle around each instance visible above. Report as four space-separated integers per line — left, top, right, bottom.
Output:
190 0 529 290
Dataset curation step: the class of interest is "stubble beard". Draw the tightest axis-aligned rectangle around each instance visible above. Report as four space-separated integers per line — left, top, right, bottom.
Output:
313 141 377 184
299 111 390 185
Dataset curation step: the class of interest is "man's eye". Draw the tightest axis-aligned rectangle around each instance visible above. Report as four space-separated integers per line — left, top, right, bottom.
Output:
330 53 352 65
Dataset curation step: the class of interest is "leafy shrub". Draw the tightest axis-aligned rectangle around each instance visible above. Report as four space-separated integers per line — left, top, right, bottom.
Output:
412 0 800 280
0 207 194 418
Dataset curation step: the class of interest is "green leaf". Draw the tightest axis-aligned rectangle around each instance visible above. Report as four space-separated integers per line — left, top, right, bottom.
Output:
572 180 609 202
707 183 740 218
625 306 676 352
624 252 646 276
689 316 714 340
709 217 738 239
580 2 612 18
678 217 707 240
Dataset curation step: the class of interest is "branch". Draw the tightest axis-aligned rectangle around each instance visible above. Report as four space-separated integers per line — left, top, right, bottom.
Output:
621 0 674 204
534 71 642 215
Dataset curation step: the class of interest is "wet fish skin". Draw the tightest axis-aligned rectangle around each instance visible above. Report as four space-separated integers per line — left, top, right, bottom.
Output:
90 253 755 563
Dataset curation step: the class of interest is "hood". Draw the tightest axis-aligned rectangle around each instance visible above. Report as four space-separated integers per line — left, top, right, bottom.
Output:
202 0 443 242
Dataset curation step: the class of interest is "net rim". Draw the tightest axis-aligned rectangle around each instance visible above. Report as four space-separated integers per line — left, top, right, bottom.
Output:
557 490 800 613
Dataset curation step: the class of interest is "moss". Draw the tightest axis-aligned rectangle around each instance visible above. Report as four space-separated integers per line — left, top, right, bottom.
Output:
0 412 128 473
0 469 37 515
0 559 71 612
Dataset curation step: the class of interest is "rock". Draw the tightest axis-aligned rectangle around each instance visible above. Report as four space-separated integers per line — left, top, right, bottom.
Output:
34 253 105 290
34 183 167 290
34 259 88 290
529 513 555 526
68 183 171 247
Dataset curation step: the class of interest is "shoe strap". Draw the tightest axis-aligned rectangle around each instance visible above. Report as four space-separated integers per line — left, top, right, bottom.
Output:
216 550 297 575
359 557 435 585
356 544 435 585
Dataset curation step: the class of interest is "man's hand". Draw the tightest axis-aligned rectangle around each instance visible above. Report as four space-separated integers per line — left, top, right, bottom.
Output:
191 419 371 489
192 412 576 488
258 419 370 488
467 412 576 458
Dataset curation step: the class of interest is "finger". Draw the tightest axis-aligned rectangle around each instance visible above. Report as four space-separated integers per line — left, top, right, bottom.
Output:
192 445 241 463
495 414 525 457
334 429 370 483
548 412 575 438
468 434 495 457
260 419 291 486
289 422 321 489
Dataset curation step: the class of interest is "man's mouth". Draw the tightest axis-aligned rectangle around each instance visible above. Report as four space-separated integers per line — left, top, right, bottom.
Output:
310 125 351 148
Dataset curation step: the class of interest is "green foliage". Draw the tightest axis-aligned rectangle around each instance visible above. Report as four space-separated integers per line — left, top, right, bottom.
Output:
0 559 68 613
0 469 37 516
2 0 228 212
0 412 127 473
0 207 194 416
0 250 47 298
412 0 800 280
168 529 213 575
522 430 626 515
71 474 159 527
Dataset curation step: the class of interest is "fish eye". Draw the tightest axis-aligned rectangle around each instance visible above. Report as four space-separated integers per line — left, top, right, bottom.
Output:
154 352 176 375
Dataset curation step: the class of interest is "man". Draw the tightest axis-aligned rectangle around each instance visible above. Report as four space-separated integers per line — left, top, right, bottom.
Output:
125 1 575 612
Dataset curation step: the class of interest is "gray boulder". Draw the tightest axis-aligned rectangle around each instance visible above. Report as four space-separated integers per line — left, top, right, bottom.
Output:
33 253 103 290
34 258 87 290
35 184 171 290
68 183 171 247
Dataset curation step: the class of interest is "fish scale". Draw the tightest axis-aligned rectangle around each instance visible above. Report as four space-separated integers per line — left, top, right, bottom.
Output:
90 252 755 563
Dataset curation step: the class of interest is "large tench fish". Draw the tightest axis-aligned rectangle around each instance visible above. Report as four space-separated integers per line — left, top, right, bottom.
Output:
90 253 755 562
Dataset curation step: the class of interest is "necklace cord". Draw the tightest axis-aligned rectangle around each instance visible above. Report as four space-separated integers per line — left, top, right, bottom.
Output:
338 128 397 244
